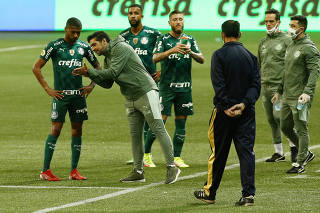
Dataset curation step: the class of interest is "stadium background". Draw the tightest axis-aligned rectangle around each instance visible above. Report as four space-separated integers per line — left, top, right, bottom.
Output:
0 0 320 212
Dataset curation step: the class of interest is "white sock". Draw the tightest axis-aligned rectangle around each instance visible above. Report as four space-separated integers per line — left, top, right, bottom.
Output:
274 143 283 155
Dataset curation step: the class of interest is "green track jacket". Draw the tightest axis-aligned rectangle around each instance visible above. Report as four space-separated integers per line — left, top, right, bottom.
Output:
279 35 320 101
258 31 291 86
88 36 157 101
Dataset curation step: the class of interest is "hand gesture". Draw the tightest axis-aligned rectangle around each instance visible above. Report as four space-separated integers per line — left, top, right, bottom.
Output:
45 88 64 100
79 84 94 98
72 63 88 77
152 70 161 81
170 43 187 55
224 103 245 118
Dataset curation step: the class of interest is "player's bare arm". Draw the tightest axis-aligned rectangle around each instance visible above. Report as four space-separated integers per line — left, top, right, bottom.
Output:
80 61 101 98
153 43 186 63
185 48 204 64
32 58 64 100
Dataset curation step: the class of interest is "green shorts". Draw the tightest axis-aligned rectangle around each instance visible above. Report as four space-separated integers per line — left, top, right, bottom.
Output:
50 96 88 123
159 90 194 116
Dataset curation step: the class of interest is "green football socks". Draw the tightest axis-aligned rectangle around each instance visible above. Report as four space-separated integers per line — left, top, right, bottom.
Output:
71 136 82 171
42 134 58 172
173 119 186 157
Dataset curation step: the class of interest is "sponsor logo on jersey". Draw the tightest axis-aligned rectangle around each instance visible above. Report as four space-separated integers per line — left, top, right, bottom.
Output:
88 50 95 62
40 50 45 56
77 41 89 48
58 48 65 52
133 38 138 45
182 102 193 108
58 59 82 68
78 47 84 55
45 47 53 59
168 53 190 59
76 107 88 114
69 49 75 56
170 82 191 88
54 40 64 46
141 37 148 44
294 51 301 58
134 48 148 55
144 29 155 34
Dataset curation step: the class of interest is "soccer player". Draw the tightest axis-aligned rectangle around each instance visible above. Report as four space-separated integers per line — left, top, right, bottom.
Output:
72 31 181 184
152 10 204 168
194 20 260 206
32 17 100 181
272 15 319 173
258 9 298 162
120 4 161 167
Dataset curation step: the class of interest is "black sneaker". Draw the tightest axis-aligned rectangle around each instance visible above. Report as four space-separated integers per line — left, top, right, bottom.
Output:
290 147 298 163
265 153 285 162
286 163 305 174
194 189 215 204
235 195 254 206
302 151 315 166
120 169 145 182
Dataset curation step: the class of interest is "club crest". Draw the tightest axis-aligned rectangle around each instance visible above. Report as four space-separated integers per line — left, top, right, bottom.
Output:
78 47 84 55
69 49 75 56
133 38 138 45
141 37 148 44
51 110 58 119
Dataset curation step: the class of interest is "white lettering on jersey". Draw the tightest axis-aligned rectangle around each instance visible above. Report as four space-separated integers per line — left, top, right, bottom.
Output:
169 82 191 88
134 48 148 55
58 59 82 68
45 47 53 59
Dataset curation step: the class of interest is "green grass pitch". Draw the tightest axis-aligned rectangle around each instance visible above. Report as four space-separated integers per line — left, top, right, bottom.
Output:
0 30 320 212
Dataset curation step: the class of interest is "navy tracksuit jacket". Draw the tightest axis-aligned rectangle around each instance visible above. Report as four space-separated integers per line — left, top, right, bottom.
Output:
203 41 261 199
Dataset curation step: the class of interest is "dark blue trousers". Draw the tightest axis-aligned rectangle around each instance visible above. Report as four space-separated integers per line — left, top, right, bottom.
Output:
203 107 256 199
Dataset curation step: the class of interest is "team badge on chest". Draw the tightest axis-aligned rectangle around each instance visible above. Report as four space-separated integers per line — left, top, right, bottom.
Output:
78 47 84 55
69 49 75 56
141 37 148 44
275 44 282 51
133 38 138 45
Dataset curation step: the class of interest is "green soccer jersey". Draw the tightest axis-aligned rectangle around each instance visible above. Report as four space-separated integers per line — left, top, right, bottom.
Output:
120 26 161 75
40 38 98 90
154 33 201 92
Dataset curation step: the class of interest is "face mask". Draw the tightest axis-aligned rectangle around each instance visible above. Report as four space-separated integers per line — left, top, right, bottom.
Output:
267 24 278 35
288 27 302 39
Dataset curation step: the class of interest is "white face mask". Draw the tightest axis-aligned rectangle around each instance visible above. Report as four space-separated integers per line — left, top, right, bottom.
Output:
267 24 278 35
288 27 302 39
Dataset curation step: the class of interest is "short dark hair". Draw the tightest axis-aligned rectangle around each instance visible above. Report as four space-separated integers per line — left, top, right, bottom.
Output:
221 20 240 38
291 15 308 32
87 31 111 43
129 4 143 12
265 8 280 21
66 17 82 28
169 10 183 18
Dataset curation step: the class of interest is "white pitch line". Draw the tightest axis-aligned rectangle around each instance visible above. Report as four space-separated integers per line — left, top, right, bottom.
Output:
0 44 42 53
0 185 129 190
287 175 308 179
33 144 320 213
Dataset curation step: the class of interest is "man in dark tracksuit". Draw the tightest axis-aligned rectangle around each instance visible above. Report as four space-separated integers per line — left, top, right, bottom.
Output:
194 20 261 206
